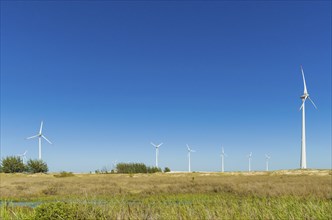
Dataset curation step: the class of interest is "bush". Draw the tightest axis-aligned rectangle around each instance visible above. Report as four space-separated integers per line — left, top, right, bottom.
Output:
1 156 25 173
34 202 78 220
54 171 75 178
147 166 162 173
116 163 161 174
33 201 104 220
26 159 48 173
164 167 171 172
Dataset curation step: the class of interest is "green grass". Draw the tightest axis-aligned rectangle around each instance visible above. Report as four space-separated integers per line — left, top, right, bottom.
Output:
1 194 331 219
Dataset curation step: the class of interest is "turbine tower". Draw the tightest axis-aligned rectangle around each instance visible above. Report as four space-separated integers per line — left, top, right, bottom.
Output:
187 144 196 172
265 154 271 171
151 142 163 168
26 121 52 160
247 152 252 172
112 160 117 172
220 146 227 172
299 66 317 169
17 150 28 164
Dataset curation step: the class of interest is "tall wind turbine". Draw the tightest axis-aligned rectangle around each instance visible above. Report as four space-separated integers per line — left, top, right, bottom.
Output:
265 154 271 171
151 142 163 168
26 121 52 160
247 152 252 172
187 144 195 172
299 66 317 169
17 150 28 164
220 146 227 172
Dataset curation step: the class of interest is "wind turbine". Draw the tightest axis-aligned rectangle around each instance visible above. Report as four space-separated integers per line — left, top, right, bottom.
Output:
151 142 163 168
247 152 252 172
187 144 195 172
220 146 227 172
299 66 317 169
17 150 28 164
112 160 117 172
265 154 271 171
26 121 52 160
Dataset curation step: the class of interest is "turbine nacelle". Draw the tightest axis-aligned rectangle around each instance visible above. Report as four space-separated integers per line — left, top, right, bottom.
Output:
151 142 163 149
300 94 308 99
186 144 195 153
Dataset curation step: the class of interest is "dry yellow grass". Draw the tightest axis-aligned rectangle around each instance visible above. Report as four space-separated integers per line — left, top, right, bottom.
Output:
1 169 331 201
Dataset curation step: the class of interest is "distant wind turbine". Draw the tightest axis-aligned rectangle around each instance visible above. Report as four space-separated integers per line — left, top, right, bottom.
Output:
187 144 195 172
26 121 52 160
112 160 117 171
247 152 252 172
265 154 271 171
17 150 28 164
151 142 163 168
299 66 317 169
220 146 227 172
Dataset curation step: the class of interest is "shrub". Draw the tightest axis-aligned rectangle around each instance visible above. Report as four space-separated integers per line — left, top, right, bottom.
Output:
34 202 78 220
116 163 147 173
1 156 25 173
100 166 109 174
147 166 162 173
53 171 75 178
116 163 162 174
164 167 171 172
26 159 48 173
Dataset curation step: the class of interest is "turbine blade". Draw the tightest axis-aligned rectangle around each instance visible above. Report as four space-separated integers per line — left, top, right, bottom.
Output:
26 134 39 139
308 97 318 109
157 143 163 148
42 135 52 144
150 142 156 147
301 65 308 94
186 144 190 151
39 121 43 134
299 98 307 111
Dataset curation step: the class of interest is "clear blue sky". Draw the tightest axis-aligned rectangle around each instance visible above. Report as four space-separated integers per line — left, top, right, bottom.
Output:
1 1 331 172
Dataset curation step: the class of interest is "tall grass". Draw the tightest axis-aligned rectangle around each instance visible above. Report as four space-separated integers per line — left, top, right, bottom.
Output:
1 194 331 219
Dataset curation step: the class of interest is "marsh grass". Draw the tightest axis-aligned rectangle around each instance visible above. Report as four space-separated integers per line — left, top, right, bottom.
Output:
0 170 331 219
1 194 331 219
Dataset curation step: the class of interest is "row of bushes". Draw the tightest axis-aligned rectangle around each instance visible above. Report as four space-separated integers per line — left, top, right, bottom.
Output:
115 163 169 174
0 156 48 173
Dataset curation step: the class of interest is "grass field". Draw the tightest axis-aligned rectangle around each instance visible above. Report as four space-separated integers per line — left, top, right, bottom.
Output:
1 169 331 219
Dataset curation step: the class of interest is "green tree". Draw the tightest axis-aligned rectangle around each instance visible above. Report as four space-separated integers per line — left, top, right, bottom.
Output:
1 156 25 173
164 167 171 172
26 159 48 173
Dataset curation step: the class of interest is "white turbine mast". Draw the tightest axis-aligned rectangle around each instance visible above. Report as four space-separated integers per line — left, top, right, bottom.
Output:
151 142 163 168
187 144 196 172
26 121 52 160
112 160 117 171
247 152 252 172
265 154 271 171
220 146 228 172
299 66 317 169
17 150 28 164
